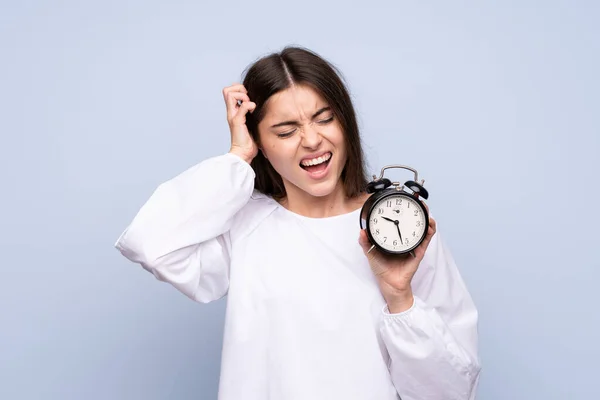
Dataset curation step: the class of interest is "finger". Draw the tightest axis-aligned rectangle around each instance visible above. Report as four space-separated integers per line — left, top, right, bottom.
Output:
425 218 436 238
429 217 437 233
226 91 250 109
226 92 251 119
420 202 435 236
222 83 247 99
426 218 436 242
231 101 256 124
418 218 436 251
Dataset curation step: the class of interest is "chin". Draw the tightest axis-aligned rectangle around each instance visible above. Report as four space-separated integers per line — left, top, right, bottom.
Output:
303 182 338 197
296 169 343 198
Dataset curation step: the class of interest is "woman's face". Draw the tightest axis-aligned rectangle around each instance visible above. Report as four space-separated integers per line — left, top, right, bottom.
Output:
257 84 347 199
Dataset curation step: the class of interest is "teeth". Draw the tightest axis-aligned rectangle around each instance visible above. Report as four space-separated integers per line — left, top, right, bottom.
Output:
301 152 331 167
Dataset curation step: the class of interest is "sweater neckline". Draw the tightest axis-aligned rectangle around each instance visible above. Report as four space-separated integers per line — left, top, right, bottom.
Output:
275 202 362 222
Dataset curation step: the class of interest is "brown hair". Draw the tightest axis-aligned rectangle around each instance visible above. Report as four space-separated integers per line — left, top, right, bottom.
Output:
241 45 369 200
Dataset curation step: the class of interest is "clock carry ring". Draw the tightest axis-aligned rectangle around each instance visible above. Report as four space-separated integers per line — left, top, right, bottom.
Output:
369 164 429 200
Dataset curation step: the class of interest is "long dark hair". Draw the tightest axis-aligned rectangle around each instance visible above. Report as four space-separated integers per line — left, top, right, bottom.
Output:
242 46 369 200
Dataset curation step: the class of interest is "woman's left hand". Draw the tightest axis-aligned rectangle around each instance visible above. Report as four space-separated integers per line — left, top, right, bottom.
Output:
358 203 437 313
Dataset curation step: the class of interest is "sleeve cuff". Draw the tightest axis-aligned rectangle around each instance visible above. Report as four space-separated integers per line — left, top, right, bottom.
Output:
381 296 417 320
225 151 253 166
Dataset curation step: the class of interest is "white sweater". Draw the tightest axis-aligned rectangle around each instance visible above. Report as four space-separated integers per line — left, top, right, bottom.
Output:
115 152 481 400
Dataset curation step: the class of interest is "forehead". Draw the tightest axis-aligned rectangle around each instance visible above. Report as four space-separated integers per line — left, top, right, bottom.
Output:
262 84 328 119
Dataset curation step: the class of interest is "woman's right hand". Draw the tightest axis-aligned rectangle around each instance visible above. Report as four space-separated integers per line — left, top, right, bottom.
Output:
223 83 258 163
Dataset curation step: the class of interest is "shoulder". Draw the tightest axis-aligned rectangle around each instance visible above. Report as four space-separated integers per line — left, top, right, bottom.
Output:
230 189 279 239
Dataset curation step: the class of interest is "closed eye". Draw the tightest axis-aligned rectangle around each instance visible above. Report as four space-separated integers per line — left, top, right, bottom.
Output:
277 129 296 138
276 116 333 138
317 116 334 124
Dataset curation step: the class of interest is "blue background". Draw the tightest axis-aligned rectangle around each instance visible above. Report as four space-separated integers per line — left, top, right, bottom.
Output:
2 1 599 399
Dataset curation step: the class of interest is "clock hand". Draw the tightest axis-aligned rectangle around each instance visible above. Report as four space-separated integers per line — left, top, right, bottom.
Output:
395 222 403 244
379 215 403 243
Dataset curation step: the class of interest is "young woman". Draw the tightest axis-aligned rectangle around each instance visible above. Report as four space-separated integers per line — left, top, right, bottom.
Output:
115 46 481 400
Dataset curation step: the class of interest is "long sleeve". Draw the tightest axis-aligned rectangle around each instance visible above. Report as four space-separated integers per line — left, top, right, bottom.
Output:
379 229 481 400
114 152 255 303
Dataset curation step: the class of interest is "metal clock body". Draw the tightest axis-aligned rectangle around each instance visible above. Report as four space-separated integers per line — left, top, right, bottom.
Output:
359 164 430 255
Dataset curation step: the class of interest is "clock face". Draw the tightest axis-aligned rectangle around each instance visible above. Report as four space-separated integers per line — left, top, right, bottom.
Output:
367 193 428 253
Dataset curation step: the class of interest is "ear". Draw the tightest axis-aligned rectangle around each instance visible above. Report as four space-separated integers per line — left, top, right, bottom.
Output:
260 147 268 159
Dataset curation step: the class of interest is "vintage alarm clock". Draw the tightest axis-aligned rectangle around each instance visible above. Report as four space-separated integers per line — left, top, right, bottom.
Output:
359 164 430 256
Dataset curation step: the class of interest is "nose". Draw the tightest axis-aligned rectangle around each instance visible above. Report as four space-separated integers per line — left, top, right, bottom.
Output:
300 123 322 150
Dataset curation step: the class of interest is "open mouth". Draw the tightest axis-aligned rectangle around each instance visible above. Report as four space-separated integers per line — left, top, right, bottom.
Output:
299 152 332 174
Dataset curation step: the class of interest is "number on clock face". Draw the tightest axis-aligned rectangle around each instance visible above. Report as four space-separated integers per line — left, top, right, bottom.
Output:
368 194 427 252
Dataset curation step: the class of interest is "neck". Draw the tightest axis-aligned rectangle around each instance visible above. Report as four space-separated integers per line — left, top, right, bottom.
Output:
279 180 365 218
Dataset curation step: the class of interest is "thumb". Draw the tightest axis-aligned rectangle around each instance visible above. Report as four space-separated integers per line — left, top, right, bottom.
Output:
358 229 373 254
358 230 386 277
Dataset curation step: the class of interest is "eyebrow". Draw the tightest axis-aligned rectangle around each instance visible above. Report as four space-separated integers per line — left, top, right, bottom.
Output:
269 106 332 129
